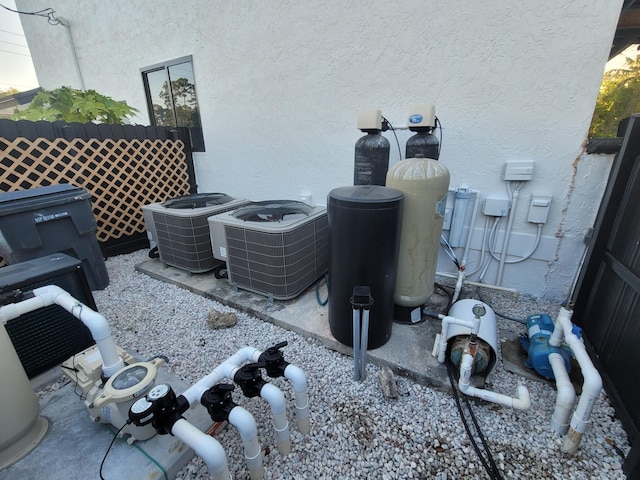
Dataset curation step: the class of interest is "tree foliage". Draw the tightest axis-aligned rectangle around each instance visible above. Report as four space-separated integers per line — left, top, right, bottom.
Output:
13 86 138 124
0 87 20 99
590 53 640 137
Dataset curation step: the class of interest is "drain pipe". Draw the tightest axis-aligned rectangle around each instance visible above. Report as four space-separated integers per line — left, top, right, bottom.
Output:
234 363 291 456
170 419 231 480
458 353 531 409
0 285 124 377
548 352 576 435
548 308 602 455
200 384 263 480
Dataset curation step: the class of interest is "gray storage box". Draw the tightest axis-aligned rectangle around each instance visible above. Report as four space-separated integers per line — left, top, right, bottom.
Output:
0 185 108 291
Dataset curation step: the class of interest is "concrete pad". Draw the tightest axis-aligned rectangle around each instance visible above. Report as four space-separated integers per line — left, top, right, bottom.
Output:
0 368 212 480
136 258 451 390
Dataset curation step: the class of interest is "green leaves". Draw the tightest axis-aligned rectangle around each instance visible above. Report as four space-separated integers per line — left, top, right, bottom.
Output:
590 54 640 138
13 86 138 124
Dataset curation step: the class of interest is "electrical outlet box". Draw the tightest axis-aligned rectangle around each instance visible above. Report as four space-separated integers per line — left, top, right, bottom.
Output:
527 194 552 224
357 109 383 131
483 196 511 216
504 160 535 181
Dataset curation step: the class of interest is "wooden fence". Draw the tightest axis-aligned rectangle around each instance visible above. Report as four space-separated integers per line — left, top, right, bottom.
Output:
0 119 196 257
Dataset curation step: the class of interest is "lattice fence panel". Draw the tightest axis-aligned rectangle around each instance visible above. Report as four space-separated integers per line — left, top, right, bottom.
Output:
0 136 192 243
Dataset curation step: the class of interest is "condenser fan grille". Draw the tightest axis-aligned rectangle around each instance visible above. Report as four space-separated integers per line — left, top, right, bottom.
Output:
162 193 234 209
232 200 313 222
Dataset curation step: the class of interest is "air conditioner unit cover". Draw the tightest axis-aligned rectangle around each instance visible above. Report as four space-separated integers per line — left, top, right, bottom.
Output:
208 201 328 300
141 193 249 273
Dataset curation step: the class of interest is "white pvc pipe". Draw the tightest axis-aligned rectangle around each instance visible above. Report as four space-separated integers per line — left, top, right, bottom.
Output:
359 309 370 380
260 383 291 456
171 419 231 480
228 406 263 480
548 352 576 436
452 270 465 304
496 187 519 286
436 272 519 295
432 314 478 364
548 308 603 455
181 360 239 406
458 354 530 410
0 285 124 377
284 364 310 435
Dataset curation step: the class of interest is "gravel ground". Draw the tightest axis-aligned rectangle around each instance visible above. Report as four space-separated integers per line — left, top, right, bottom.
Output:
75 249 632 479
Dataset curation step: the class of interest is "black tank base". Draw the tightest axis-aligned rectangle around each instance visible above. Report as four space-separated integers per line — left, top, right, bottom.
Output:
393 304 426 325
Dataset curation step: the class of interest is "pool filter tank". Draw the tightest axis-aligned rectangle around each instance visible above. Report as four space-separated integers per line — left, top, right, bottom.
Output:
405 105 439 160
0 322 48 470
354 109 390 186
386 154 450 323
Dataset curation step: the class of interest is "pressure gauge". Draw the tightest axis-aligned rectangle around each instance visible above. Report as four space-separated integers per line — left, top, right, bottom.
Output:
472 304 486 318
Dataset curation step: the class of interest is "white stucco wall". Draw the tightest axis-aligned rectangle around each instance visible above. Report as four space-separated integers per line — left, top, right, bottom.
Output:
16 0 622 302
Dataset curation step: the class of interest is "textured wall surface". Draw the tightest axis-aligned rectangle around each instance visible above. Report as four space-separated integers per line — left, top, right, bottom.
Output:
16 0 623 300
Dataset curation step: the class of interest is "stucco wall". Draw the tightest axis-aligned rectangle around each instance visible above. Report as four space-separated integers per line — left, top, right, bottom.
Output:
16 0 622 301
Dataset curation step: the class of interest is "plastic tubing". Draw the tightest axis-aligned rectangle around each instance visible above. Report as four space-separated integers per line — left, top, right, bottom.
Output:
171 418 231 480
260 383 291 456
549 308 603 455
458 354 530 410
548 352 576 436
0 285 125 377
228 406 263 480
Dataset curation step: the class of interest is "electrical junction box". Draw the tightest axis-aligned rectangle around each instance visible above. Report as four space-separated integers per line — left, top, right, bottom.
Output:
483 196 511 216
504 160 535 181
357 109 383 131
527 194 552 224
408 105 436 128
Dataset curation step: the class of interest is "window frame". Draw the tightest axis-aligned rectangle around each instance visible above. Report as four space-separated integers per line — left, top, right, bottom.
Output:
141 55 205 152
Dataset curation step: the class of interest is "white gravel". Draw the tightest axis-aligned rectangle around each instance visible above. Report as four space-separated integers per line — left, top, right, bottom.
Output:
84 249 629 479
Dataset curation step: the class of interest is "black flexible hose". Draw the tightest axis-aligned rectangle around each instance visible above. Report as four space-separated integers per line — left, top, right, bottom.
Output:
446 357 503 480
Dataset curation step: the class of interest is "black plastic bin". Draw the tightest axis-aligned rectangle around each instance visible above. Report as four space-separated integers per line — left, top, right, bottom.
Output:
0 185 109 290
327 185 403 349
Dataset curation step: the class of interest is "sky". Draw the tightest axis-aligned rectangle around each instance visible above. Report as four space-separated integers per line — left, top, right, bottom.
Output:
0 0 39 92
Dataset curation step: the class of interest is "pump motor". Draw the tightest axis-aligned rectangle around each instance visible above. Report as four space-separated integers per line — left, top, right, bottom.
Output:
520 313 573 379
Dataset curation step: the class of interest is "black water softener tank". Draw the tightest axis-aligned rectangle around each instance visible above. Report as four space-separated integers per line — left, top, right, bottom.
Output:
328 185 404 349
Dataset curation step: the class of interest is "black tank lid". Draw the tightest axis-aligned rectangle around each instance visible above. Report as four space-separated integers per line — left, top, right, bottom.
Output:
328 185 403 207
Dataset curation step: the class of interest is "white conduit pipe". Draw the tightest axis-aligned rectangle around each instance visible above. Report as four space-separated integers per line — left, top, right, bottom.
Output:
548 353 576 436
0 285 124 377
496 187 520 286
548 308 603 455
171 419 231 480
284 364 311 435
228 406 263 480
459 354 531 410
353 309 361 380
260 383 291 456
460 191 481 268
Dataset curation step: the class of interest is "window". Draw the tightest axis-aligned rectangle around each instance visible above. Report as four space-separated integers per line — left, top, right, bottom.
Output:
142 56 205 151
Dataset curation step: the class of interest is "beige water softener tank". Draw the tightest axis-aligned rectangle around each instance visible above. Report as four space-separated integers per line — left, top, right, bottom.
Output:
0 322 48 470
386 155 450 308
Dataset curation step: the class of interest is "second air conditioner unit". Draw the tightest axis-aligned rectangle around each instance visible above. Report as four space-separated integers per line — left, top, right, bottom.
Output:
208 200 328 300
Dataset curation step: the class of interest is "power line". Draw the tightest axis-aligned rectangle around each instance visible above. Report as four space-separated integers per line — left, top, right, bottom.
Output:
0 48 31 57
0 3 60 25
0 28 25 37
0 39 28 48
